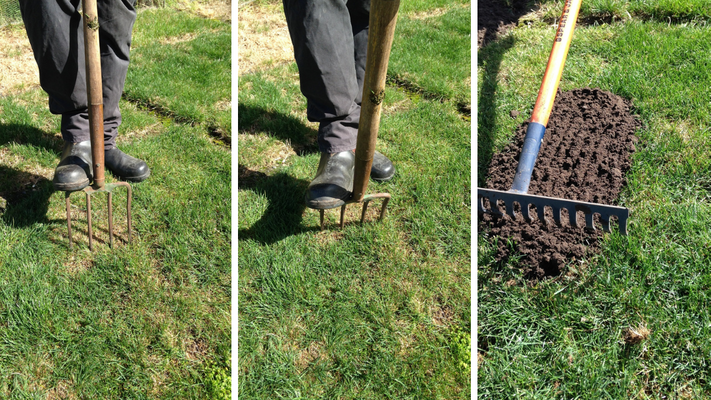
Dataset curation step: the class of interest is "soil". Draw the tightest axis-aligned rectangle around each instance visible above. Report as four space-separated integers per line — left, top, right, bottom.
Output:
479 88 640 279
477 0 534 48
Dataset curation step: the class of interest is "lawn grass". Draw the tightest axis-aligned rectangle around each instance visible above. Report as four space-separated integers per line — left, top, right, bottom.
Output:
533 0 711 22
127 8 231 142
238 1 471 398
478 1 711 398
0 5 230 399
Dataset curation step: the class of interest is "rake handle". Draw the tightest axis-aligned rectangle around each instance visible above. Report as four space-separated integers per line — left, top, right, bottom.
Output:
352 0 400 202
510 0 582 194
83 0 105 189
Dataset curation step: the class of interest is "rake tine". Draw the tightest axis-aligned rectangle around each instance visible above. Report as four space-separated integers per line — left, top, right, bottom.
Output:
536 203 545 223
619 215 628 235
478 196 486 214
521 201 533 222
569 208 578 228
494 200 504 217
505 200 517 219
601 213 610 233
584 210 595 231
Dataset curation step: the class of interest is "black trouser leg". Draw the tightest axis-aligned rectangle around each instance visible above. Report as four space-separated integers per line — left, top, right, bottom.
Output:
283 0 370 153
20 0 137 149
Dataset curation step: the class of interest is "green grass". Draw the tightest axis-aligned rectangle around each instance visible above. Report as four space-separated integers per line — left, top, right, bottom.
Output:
238 2 471 399
534 0 711 22
127 8 231 141
479 1 711 398
390 3 471 106
0 6 230 399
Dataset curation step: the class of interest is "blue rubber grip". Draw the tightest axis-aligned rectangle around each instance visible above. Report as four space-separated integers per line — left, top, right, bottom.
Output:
510 122 546 194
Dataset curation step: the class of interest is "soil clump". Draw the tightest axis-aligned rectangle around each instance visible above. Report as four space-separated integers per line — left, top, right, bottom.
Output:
479 88 640 279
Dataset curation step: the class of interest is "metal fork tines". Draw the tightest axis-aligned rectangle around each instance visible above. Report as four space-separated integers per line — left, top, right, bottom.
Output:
65 181 132 250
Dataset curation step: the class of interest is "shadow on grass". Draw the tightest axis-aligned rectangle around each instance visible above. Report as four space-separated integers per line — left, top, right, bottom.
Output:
238 164 315 245
237 103 319 156
0 123 65 227
478 34 516 185
0 165 56 228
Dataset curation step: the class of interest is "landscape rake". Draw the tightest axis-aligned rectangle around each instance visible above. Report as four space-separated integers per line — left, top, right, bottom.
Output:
316 0 399 230
65 0 132 250
478 0 630 235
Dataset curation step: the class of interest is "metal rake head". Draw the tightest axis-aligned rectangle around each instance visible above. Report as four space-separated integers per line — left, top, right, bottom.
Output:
317 192 391 231
65 182 132 250
478 188 629 235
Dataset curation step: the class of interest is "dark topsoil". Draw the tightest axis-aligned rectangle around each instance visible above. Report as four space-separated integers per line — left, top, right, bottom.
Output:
478 0 534 48
479 88 640 279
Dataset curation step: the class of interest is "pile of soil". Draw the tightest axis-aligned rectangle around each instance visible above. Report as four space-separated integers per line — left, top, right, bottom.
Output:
479 88 641 279
477 0 533 48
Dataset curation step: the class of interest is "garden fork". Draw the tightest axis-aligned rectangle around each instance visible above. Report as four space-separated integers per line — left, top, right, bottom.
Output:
318 0 399 230
65 0 132 250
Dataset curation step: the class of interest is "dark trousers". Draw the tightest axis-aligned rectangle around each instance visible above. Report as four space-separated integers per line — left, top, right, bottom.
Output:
283 0 369 153
19 0 137 149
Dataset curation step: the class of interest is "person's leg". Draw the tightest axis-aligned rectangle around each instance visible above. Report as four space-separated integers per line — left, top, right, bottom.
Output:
284 0 361 154
283 0 360 208
20 0 148 189
21 0 93 190
347 0 394 181
98 0 150 182
98 0 137 150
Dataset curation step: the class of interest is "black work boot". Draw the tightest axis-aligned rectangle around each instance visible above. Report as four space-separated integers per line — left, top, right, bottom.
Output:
305 151 355 209
105 147 150 182
53 141 92 192
371 151 395 182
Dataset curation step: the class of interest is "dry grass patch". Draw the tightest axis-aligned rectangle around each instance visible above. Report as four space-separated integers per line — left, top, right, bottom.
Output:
173 0 231 22
61 255 93 276
0 24 39 96
238 3 293 75
0 148 53 181
407 5 459 20
46 379 78 400
623 324 651 345
185 336 209 360
118 121 166 143
160 31 200 45
237 132 296 169
296 341 328 371
430 304 454 327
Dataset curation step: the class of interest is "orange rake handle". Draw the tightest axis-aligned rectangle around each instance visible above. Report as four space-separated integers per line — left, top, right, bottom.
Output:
531 0 583 126
510 0 582 194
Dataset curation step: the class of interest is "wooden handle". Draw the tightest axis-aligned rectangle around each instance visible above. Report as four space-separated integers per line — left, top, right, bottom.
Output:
530 0 582 126
352 0 400 202
83 0 105 189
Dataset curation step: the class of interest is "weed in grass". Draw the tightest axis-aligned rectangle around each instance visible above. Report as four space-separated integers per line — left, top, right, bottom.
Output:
448 324 471 373
204 357 231 400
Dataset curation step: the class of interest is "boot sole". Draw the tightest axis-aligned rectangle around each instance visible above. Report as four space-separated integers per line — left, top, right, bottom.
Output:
305 193 351 210
111 171 151 183
54 178 90 192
